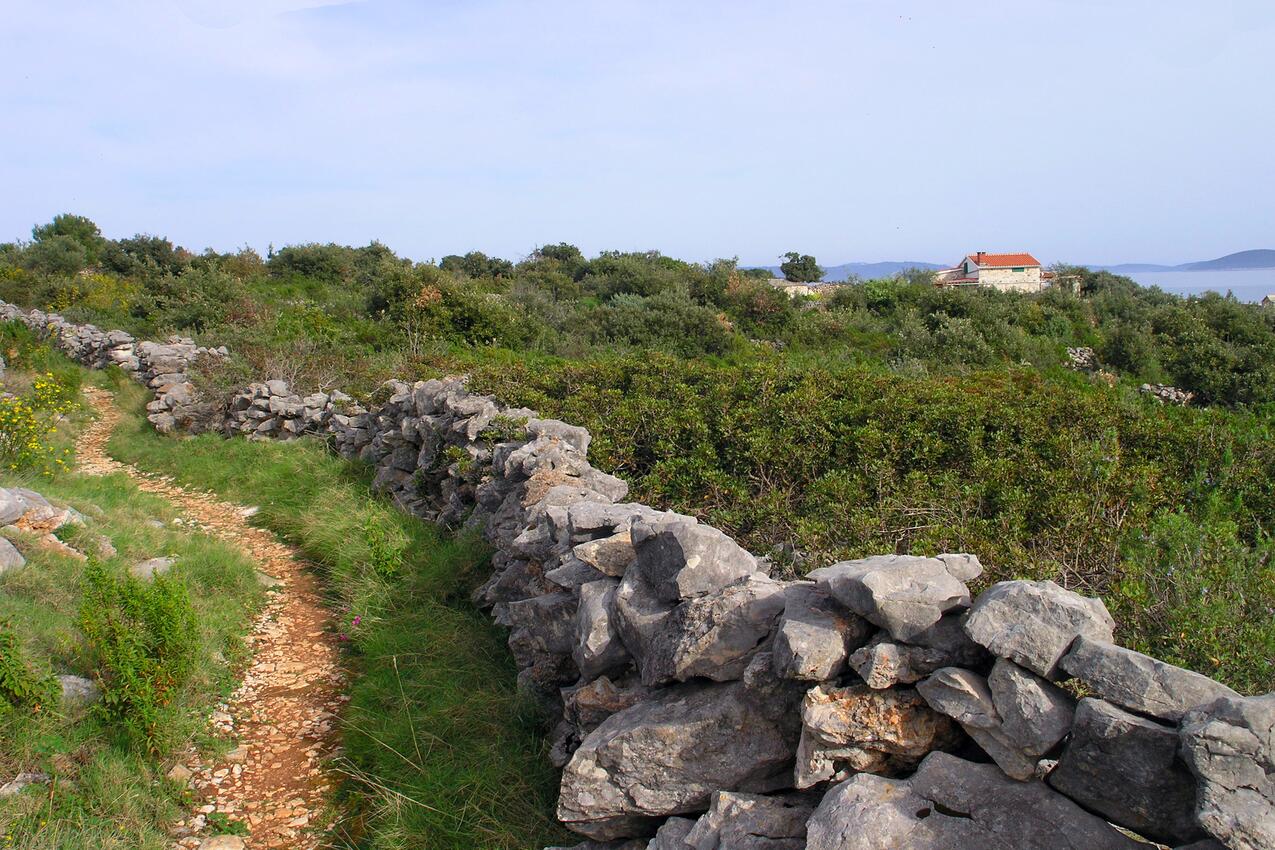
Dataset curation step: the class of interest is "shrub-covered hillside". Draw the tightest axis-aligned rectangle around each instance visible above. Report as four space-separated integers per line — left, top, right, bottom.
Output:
4 213 1273 692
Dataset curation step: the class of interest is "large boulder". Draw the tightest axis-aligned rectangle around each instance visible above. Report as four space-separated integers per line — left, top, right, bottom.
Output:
794 683 961 788
557 681 796 840
807 555 971 642
771 583 872 682
1059 636 1239 722
630 515 758 602
805 751 1145 850
1048 698 1205 845
1179 693 1275 850
680 791 813 849
917 659 1073 780
964 580 1115 680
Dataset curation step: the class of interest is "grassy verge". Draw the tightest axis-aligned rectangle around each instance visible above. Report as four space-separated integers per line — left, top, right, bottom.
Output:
1 429 263 845
103 374 571 849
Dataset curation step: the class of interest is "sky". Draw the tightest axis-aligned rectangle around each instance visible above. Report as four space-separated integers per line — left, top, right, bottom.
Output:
2 0 1273 266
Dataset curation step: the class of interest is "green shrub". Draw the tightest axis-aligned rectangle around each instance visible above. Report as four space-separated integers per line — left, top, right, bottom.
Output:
0 621 59 714
78 562 199 752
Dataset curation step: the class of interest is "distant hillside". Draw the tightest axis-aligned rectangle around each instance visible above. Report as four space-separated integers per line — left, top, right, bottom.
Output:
751 260 945 282
1099 249 1275 274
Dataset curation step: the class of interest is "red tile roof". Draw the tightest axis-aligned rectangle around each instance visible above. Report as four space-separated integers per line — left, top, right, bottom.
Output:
965 252 1041 268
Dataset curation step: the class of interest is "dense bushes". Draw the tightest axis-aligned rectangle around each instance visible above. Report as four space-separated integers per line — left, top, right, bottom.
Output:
0 624 58 713
79 562 199 751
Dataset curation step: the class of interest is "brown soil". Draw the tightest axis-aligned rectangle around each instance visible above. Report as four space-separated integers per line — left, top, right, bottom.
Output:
77 387 344 849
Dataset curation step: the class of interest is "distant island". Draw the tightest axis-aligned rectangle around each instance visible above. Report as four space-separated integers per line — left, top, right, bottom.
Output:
1093 249 1275 274
751 249 1275 282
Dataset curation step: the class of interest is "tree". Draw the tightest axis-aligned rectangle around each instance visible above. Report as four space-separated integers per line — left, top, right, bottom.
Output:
779 252 823 283
30 213 106 269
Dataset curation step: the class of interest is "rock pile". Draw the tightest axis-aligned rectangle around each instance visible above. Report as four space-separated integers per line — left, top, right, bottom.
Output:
1141 382 1196 405
3 299 1271 850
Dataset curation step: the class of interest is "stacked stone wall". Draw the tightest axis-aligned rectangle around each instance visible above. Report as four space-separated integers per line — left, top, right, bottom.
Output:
5 301 1271 850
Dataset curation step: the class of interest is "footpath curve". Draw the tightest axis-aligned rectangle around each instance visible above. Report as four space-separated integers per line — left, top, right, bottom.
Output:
77 387 344 850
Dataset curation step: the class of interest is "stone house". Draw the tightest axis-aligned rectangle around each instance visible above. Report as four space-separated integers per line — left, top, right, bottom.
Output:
934 252 1044 293
1261 293 1275 308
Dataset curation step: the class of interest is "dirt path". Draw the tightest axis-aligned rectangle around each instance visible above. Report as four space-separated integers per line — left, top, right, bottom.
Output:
77 387 344 850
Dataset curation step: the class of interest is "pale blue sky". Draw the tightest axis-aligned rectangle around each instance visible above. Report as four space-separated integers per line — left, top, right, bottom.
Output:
3 0 1273 266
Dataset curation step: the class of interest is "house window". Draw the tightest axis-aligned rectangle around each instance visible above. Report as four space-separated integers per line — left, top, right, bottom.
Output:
1012 267 1025 272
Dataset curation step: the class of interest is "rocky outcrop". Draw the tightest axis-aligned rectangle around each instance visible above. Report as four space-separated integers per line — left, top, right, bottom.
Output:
6 299 1272 850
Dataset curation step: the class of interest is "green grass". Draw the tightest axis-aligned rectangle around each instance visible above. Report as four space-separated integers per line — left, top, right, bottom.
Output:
0 453 263 848
103 375 572 849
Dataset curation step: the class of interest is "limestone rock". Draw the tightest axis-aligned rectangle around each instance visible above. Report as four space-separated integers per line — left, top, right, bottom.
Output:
1180 693 1275 850
794 682 961 788
964 580 1115 679
0 772 49 798
130 556 176 581
681 790 812 849
772 582 872 682
647 817 697 849
805 751 1144 850
807 555 970 642
0 489 24 525
198 838 247 850
630 515 758 602
917 659 1073 780
58 674 101 708
575 579 631 680
574 531 638 577
0 537 25 573
1059 636 1239 722
848 613 988 689
557 681 796 839
1049 698 1205 845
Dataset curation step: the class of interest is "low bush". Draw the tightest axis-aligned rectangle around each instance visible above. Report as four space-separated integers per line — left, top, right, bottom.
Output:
0 623 59 714
78 562 199 752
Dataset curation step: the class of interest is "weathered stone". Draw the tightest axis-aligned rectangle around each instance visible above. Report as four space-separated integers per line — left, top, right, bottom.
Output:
0 489 24 525
507 592 579 691
624 573 786 686
1060 636 1239 722
964 580 1115 679
681 791 812 849
795 683 961 788
647 817 697 849
557 681 796 840
0 772 50 798
546 556 608 591
805 751 1144 850
935 552 983 582
772 582 872 682
527 417 592 454
197 837 247 850
1049 698 1205 845
630 515 758 602
807 555 970 642
574 531 638 577
917 660 1072 780
130 556 176 581
550 675 652 767
58 674 101 708
0 537 25 573
575 579 631 680
1180 693 1275 850
848 613 988 689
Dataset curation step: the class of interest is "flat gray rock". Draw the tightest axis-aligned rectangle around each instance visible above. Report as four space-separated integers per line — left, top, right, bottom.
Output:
1049 698 1205 845
557 681 796 840
647 817 697 849
58 674 101 708
1060 636 1239 722
1180 693 1275 850
964 580 1115 679
807 555 970 642
574 531 638 577
805 752 1145 850
849 613 988 689
772 582 872 681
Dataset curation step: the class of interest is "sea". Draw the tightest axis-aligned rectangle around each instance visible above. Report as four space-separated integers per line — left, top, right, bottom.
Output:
1124 269 1275 303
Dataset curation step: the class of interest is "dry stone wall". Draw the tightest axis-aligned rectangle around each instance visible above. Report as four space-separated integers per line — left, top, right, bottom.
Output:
5 300 1273 850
